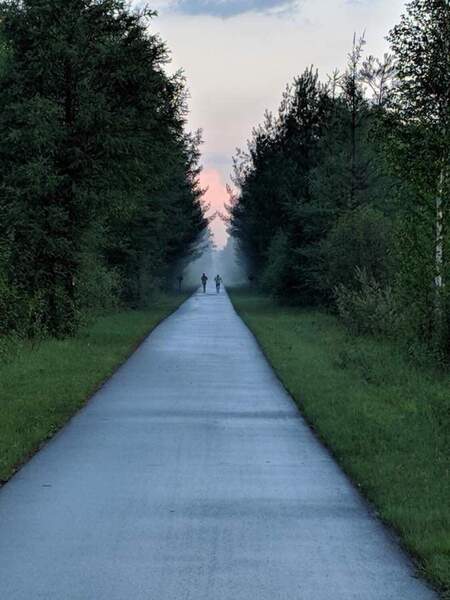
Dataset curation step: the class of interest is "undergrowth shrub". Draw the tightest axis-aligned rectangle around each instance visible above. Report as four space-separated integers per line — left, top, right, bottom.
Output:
76 252 121 318
335 267 399 337
0 270 20 335
321 206 394 292
260 230 291 297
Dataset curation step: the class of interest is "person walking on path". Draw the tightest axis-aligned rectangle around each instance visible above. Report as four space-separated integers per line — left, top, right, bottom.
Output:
215 274 222 294
201 273 208 293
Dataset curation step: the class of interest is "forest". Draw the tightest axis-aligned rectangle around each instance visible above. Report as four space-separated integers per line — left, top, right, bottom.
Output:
228 0 450 362
0 0 207 344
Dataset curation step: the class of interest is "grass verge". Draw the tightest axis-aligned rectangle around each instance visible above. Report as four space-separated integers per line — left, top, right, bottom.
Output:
0 293 189 484
229 289 449 597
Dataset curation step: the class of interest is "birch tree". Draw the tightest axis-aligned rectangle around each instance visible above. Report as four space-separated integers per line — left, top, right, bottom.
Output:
388 0 450 341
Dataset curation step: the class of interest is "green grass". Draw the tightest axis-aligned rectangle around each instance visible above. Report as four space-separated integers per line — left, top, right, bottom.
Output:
229 289 449 597
0 293 188 484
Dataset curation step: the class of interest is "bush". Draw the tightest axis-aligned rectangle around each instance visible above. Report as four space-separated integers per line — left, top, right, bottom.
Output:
0 333 22 364
0 261 50 345
335 267 399 337
0 268 47 362
75 252 121 318
260 230 291 297
321 206 393 292
0 271 20 336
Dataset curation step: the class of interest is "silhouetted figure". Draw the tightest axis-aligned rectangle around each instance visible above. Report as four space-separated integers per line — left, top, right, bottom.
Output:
201 273 208 293
248 274 255 287
177 275 183 292
215 274 222 294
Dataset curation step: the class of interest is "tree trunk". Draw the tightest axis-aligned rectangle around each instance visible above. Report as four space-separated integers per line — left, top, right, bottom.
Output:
350 93 356 208
434 161 447 337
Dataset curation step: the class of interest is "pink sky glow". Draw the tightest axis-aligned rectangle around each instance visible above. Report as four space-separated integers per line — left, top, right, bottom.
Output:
137 0 407 247
200 168 230 249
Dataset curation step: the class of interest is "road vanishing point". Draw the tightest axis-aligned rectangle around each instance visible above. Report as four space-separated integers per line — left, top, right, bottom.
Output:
0 291 438 599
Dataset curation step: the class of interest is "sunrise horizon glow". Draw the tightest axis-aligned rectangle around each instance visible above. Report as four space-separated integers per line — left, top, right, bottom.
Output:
135 0 408 247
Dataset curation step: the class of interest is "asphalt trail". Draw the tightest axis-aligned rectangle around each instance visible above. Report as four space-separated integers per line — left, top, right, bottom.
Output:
0 291 437 599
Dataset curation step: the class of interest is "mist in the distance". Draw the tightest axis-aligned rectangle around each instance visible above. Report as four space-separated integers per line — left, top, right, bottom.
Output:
181 235 247 290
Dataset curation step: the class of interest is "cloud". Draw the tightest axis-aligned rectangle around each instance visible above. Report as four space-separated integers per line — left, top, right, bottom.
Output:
156 0 299 18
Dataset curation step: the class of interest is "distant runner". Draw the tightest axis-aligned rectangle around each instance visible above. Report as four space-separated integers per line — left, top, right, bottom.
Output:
201 273 208 293
215 274 222 294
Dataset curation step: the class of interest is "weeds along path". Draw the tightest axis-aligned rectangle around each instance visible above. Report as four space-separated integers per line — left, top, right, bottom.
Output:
0 290 437 599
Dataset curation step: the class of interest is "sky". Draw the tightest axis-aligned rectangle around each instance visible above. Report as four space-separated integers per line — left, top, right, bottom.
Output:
135 0 407 247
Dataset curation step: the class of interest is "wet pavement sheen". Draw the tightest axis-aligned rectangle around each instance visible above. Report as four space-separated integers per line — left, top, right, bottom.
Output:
0 290 437 599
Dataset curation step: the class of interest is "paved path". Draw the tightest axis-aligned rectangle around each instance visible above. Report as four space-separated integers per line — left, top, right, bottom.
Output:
0 291 437 599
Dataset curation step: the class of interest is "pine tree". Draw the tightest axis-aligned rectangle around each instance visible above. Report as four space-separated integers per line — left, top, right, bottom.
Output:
229 68 332 300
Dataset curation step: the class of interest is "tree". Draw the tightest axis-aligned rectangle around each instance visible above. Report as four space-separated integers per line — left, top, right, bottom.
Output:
340 34 368 208
229 68 331 302
0 0 206 335
360 53 397 108
387 0 450 346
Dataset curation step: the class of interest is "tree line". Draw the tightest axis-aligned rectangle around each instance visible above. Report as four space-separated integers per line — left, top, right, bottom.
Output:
229 0 450 359
0 0 207 340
